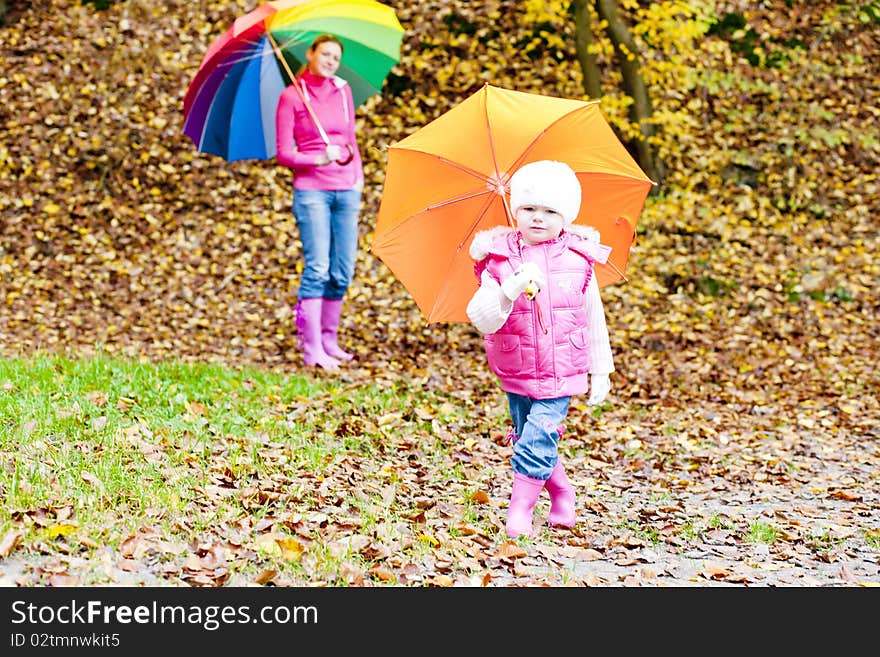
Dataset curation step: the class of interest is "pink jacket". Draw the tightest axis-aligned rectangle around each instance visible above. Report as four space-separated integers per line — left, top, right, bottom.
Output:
473 229 602 399
275 71 363 191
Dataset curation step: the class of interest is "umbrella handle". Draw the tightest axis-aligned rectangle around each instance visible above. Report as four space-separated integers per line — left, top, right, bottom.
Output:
336 144 354 166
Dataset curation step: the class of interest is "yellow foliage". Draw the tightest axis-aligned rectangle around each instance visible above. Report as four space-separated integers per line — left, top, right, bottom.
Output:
522 0 568 24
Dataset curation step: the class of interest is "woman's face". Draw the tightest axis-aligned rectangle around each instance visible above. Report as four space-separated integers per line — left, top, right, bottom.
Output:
306 41 342 78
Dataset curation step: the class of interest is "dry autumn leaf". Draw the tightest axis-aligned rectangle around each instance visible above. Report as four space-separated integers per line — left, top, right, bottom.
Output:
497 542 528 559
0 529 24 558
369 565 397 583
46 524 77 539
80 471 105 495
276 537 305 562
471 490 490 504
253 569 278 585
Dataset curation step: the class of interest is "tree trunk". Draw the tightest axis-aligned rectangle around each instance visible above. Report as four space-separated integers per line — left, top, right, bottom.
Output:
591 0 664 186
572 0 602 99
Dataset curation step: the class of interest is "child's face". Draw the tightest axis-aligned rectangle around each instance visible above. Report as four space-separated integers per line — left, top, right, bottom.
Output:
515 205 565 246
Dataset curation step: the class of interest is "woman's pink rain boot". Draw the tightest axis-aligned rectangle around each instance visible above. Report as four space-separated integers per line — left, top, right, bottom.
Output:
295 298 340 370
320 298 354 361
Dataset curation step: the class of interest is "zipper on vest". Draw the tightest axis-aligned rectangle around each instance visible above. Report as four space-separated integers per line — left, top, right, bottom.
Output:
535 301 548 334
536 247 549 335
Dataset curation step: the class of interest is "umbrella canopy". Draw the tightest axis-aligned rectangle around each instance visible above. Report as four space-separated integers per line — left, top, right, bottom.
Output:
371 83 656 323
182 0 403 161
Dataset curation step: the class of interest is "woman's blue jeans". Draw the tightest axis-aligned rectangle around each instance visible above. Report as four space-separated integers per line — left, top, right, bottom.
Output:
506 393 570 480
293 188 361 300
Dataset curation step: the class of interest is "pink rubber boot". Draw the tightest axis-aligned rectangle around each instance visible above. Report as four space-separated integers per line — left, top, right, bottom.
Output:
544 461 576 528
506 472 545 539
295 298 340 370
320 298 354 361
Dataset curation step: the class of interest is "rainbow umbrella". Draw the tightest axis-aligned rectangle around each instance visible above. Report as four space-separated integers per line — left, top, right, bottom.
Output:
182 0 403 162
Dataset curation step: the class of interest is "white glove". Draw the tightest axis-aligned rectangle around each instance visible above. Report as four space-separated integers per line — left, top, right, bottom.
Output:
325 144 344 161
587 373 610 406
500 262 546 301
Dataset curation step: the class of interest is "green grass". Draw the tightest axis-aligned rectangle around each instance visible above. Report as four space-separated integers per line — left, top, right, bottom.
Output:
7 355 872 586
708 513 734 530
744 520 778 545
679 520 701 541
1 355 317 533
618 519 661 545
808 529 845 553
0 353 481 585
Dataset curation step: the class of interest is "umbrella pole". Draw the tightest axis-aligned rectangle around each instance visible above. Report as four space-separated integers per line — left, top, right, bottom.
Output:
267 32 297 84
603 258 629 283
501 193 515 227
267 32 330 146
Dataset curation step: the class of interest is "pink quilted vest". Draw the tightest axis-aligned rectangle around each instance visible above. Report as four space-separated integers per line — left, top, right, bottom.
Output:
475 230 596 399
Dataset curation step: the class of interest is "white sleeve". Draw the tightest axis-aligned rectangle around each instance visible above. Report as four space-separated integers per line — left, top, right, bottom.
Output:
585 273 614 374
466 270 513 334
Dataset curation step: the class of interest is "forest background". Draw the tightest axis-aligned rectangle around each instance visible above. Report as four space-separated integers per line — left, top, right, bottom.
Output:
0 0 878 587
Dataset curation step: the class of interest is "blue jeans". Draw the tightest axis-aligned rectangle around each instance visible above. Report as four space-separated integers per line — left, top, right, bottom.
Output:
293 188 361 299
506 393 570 480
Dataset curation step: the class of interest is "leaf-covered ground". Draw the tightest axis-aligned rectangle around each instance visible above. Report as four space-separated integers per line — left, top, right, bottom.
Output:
0 1 878 586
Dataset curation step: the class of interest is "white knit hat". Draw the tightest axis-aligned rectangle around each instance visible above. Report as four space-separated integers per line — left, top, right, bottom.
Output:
508 160 582 224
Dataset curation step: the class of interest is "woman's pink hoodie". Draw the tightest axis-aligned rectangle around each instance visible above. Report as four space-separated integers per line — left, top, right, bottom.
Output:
275 70 363 191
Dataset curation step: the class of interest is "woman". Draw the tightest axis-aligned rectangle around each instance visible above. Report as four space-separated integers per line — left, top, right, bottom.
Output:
276 34 363 369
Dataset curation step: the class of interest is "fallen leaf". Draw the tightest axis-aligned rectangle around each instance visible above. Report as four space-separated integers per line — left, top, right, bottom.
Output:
497 542 527 559
0 529 24 557
276 537 305 562
253 569 278 585
429 574 454 587
186 400 207 416
471 490 490 504
699 563 731 580
85 391 108 407
46 524 77 539
80 472 105 495
369 565 396 582
48 573 79 586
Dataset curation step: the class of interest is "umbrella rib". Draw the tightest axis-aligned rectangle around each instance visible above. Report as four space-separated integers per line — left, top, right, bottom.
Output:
433 155 493 184
267 32 299 82
427 189 500 321
410 154 498 211
479 84 517 227
500 103 656 184
271 31 311 51
198 32 309 73
426 187 491 211
482 83 501 184
455 191 499 254
601 257 629 283
505 130 547 179
205 41 267 68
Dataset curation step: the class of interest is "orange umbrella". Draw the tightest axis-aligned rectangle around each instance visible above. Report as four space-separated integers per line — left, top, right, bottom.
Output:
371 83 655 323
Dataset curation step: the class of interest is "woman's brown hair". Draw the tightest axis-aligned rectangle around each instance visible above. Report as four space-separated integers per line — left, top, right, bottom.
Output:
296 33 343 76
309 33 343 53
